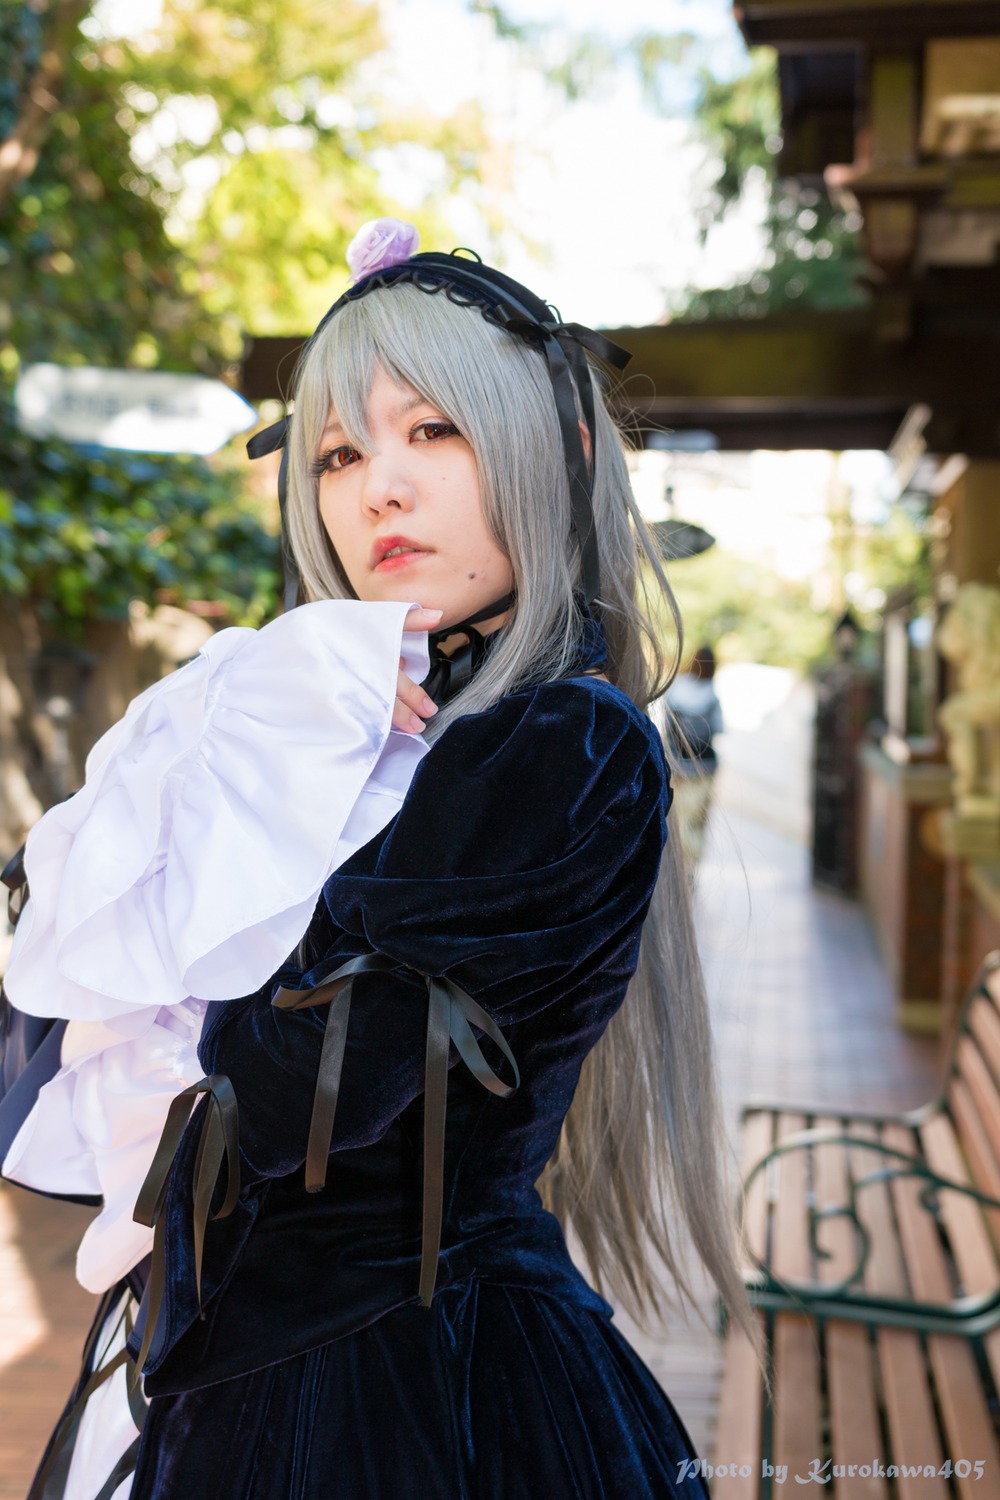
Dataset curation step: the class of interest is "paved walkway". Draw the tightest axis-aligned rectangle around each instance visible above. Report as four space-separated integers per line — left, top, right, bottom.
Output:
0 808 944 1494
615 804 944 1462
0 1191 96 1497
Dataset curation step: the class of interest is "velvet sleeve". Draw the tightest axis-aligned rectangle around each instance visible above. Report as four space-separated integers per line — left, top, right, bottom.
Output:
200 680 669 1181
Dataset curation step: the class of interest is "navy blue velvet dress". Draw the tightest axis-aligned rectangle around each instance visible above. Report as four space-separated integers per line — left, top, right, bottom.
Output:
125 669 709 1499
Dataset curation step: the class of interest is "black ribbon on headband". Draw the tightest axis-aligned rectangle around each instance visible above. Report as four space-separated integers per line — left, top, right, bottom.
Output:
245 250 632 612
246 419 290 459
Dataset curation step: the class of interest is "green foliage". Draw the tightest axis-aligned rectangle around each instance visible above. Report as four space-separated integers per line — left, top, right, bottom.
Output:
666 547 833 675
631 32 697 114
692 48 779 215
676 49 868 319
0 3 43 140
0 407 279 631
469 1 620 102
0 2 267 633
0 0 488 637
0 76 222 375
115 0 487 336
677 187 868 320
844 500 933 644
654 498 932 675
468 13 865 320
860 501 932 604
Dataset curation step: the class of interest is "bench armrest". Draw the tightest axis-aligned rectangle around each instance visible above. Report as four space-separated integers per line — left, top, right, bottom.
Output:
740 1126 1000 1301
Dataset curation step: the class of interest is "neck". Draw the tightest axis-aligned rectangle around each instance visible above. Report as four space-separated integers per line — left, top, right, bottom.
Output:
431 590 515 656
435 609 510 657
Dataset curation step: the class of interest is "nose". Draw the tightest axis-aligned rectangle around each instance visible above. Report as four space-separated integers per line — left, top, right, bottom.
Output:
360 447 416 518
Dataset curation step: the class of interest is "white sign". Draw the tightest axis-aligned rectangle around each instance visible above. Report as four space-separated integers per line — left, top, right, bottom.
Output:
15 364 257 456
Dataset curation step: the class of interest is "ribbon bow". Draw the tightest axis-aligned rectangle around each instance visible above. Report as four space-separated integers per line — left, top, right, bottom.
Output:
131 1076 241 1378
273 951 519 1307
420 590 514 705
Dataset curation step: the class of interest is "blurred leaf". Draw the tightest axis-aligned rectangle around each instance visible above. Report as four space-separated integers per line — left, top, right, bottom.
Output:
0 397 280 630
660 548 832 674
675 49 867 318
0 0 490 635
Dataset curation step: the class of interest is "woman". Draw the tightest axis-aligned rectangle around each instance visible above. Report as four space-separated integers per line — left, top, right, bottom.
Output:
2 221 754 1499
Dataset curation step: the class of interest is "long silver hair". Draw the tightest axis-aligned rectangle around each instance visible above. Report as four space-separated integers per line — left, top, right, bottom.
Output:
284 283 756 1343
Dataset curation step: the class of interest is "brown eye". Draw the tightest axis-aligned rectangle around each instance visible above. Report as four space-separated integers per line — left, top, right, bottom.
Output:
413 422 458 442
330 445 362 470
310 445 363 478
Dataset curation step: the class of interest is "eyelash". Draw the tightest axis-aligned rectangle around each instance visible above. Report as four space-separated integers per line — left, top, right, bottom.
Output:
309 421 459 479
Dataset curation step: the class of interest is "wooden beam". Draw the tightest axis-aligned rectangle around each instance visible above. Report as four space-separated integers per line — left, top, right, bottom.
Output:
624 401 906 452
240 307 1000 456
736 1 1000 50
603 309 996 404
599 309 1000 453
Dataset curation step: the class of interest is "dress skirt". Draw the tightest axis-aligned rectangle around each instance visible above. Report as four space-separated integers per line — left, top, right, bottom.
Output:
129 1281 709 1499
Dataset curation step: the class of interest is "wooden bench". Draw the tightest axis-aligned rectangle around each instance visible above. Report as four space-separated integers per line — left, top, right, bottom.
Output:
713 953 1000 1498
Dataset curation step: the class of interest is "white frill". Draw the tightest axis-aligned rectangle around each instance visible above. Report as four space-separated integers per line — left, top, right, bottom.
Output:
2 599 429 1293
6 599 429 1021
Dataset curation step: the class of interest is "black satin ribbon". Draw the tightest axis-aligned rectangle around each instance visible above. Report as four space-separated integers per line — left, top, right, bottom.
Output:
245 419 297 609
245 419 290 459
420 590 514 706
93 1436 143 1500
272 952 391 1191
131 1076 240 1379
1 841 28 927
421 631 485 706
544 330 600 603
273 952 519 1307
554 321 632 373
28 1289 146 1500
1 844 29 1082
418 974 519 1305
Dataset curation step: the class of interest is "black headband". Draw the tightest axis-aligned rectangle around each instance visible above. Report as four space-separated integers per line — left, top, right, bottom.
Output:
246 249 632 611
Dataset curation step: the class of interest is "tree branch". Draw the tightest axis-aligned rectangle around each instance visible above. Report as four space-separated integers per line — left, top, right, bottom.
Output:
0 0 93 212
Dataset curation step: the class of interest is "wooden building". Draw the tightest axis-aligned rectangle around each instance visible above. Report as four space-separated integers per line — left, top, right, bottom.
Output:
593 0 1000 1030
240 0 1000 1033
727 0 1000 1030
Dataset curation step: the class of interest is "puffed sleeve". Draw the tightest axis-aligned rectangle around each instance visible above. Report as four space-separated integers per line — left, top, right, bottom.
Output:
200 680 670 1177
2 599 430 1296
4 599 430 1022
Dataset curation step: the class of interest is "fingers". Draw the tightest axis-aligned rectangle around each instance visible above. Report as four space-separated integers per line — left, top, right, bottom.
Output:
405 606 444 633
394 667 438 735
395 606 441 733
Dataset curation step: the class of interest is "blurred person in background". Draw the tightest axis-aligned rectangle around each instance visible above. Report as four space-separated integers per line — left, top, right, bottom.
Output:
662 645 724 864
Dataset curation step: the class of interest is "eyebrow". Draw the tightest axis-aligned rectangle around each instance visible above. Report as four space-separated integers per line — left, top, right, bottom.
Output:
319 392 429 444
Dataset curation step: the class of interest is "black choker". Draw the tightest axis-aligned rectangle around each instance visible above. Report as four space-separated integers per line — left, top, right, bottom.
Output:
421 592 515 706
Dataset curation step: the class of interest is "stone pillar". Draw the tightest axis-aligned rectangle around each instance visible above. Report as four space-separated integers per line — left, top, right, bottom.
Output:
859 744 954 1032
940 853 976 1025
938 462 1000 589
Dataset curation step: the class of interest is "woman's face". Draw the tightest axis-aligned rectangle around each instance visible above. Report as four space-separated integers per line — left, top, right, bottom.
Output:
315 365 514 630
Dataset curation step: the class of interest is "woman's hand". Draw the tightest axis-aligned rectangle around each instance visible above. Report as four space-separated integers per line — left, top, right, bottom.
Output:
395 606 441 733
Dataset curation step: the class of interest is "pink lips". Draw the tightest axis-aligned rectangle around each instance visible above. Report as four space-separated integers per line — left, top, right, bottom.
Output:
371 534 432 571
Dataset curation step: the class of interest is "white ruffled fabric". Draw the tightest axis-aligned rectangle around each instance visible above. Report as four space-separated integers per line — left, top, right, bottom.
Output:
2 599 429 1295
6 599 429 1021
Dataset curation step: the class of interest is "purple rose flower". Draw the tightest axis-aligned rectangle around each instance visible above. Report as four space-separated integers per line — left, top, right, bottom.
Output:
345 218 420 283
